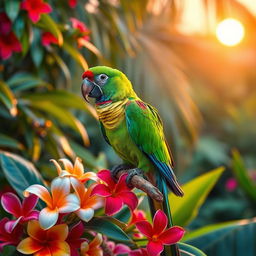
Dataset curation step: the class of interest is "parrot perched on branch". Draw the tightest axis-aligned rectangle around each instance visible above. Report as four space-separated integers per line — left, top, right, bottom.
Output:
81 66 184 229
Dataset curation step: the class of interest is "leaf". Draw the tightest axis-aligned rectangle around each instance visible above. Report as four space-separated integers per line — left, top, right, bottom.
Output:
169 167 225 226
0 151 45 198
0 80 17 116
178 242 207 256
31 28 44 67
38 14 63 45
231 149 256 201
63 42 88 70
86 217 133 244
183 218 256 256
5 0 20 21
78 38 103 58
0 134 23 150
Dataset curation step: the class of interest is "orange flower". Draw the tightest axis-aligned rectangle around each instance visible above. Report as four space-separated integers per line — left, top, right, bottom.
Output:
17 220 70 256
80 233 103 256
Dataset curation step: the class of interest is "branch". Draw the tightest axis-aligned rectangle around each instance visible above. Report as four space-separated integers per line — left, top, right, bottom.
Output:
116 170 163 202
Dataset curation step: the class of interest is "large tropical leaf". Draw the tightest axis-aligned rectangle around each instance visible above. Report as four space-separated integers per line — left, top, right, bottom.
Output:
178 242 207 256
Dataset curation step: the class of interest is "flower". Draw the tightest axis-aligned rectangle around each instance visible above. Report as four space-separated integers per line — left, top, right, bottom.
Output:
129 248 149 256
106 241 131 255
20 0 52 23
225 178 238 192
80 233 103 256
128 209 147 226
91 170 138 215
0 218 23 252
68 0 77 8
1 192 39 233
17 220 70 255
135 210 185 256
0 13 11 35
41 32 58 46
70 18 90 47
71 179 103 222
66 221 87 256
24 178 80 229
51 157 97 183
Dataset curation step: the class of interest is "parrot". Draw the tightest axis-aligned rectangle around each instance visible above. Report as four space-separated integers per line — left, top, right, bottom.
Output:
81 66 184 232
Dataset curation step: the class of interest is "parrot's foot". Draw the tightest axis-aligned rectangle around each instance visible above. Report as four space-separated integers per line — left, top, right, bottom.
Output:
111 163 134 181
126 168 144 188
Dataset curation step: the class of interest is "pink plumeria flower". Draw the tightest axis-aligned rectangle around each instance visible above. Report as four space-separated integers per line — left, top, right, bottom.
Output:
107 241 131 255
71 179 103 222
129 248 149 256
135 210 185 256
1 192 39 233
91 170 138 215
0 218 23 252
66 221 87 256
24 178 80 229
41 31 58 46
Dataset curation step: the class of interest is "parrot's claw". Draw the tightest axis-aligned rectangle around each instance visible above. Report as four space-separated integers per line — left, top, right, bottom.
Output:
126 168 144 188
111 163 134 181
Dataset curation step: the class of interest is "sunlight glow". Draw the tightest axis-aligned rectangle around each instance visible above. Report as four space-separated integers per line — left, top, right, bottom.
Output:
216 18 245 46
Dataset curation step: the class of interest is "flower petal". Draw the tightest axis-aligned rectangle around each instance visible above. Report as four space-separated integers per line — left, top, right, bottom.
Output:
59 158 74 173
5 217 22 233
76 208 94 222
27 220 47 241
97 170 115 189
135 221 153 238
158 226 185 245
50 159 62 175
22 194 38 216
114 243 131 254
70 177 86 198
73 157 84 177
58 193 80 213
24 185 52 208
51 177 70 206
89 233 102 248
115 173 130 193
68 221 84 240
118 191 138 211
91 184 111 197
49 241 70 256
23 210 39 222
39 3 52 14
147 240 163 256
28 11 40 23
39 208 59 230
17 237 43 254
80 172 98 183
1 192 21 216
35 247 51 256
153 210 167 235
105 196 123 216
47 224 68 241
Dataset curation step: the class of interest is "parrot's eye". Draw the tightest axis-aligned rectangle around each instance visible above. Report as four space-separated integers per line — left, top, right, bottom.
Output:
96 74 109 86
100 74 107 80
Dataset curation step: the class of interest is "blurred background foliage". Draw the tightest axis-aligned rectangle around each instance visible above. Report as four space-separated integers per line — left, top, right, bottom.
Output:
0 0 256 255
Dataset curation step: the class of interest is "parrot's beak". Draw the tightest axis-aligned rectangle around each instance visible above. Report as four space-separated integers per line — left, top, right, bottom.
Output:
81 78 103 102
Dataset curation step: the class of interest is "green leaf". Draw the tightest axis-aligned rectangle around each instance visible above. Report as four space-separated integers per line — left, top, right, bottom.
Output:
183 218 256 256
178 242 207 256
0 151 45 198
0 134 23 150
0 80 17 116
169 167 225 226
31 28 44 67
231 149 256 201
86 217 133 244
5 0 20 21
37 14 63 45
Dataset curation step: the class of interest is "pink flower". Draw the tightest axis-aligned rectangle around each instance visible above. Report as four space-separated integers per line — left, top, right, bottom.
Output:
1 192 39 233
66 222 87 256
129 248 149 256
106 241 131 255
135 210 185 256
0 218 23 252
20 0 52 23
0 13 11 35
129 209 146 226
68 0 77 8
225 178 238 192
41 32 58 46
70 18 90 47
91 170 138 215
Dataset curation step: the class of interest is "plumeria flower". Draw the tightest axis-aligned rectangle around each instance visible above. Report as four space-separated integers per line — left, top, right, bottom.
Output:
66 221 87 256
17 220 70 256
24 178 80 229
71 179 103 222
135 210 185 256
1 192 39 233
129 248 149 256
80 233 103 256
91 170 138 215
68 0 77 8
70 18 90 47
106 241 131 256
0 218 23 252
41 32 58 46
51 157 97 183
20 0 52 23
127 209 147 238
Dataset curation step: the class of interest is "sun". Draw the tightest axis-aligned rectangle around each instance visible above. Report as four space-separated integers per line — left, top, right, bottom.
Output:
216 18 245 46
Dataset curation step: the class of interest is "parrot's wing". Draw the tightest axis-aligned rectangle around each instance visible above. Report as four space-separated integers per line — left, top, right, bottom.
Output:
99 121 111 145
125 100 183 196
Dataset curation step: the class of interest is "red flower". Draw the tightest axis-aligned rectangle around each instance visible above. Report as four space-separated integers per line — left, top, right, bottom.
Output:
68 0 77 8
129 248 149 256
0 13 11 35
129 209 146 226
66 222 87 256
91 170 138 215
135 210 185 256
107 241 131 256
70 18 90 47
21 0 52 23
0 218 23 252
1 192 39 233
41 32 58 46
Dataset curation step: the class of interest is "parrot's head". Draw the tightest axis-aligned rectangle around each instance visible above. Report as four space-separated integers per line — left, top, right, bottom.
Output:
81 66 137 103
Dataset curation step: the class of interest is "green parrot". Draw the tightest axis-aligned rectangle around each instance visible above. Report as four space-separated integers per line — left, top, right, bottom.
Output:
81 66 184 220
